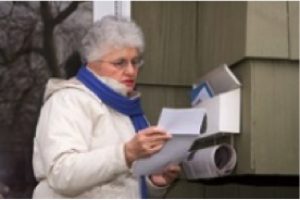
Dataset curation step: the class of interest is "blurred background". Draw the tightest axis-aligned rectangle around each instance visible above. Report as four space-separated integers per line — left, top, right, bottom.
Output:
0 2 92 198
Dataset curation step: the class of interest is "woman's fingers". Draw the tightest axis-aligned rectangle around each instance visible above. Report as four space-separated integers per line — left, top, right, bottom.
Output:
145 136 172 152
162 166 181 183
139 126 172 138
138 127 171 146
164 166 181 177
138 126 172 152
139 126 165 135
147 142 164 152
164 166 181 174
125 126 173 165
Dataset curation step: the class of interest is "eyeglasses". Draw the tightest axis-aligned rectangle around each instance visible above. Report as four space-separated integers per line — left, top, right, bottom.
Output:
96 58 144 70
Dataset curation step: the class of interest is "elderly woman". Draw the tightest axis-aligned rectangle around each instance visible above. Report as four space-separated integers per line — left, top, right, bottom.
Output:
32 15 181 198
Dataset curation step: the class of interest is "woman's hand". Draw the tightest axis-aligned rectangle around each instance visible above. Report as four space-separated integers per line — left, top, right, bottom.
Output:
125 126 172 167
150 166 181 187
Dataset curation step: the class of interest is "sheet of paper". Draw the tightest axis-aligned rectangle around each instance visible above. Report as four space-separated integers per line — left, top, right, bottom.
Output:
132 108 206 176
157 108 206 135
133 135 197 176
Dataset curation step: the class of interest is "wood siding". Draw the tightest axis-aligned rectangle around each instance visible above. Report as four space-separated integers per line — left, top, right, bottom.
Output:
132 1 299 199
288 1 299 60
246 2 289 58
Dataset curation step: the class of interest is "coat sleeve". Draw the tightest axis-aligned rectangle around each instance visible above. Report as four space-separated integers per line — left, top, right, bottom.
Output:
35 89 130 196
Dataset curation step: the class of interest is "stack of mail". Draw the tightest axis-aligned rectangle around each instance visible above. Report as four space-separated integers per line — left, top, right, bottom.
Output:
190 81 214 106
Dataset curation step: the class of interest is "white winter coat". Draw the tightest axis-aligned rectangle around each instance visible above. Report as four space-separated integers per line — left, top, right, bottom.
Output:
32 71 168 199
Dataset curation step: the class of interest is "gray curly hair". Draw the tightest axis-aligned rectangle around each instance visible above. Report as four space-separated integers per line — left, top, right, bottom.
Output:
80 15 145 62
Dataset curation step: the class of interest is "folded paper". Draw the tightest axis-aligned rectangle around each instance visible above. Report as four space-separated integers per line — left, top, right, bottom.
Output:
182 144 237 179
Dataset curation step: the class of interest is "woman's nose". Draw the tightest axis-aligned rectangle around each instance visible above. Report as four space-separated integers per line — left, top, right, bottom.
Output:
124 62 136 75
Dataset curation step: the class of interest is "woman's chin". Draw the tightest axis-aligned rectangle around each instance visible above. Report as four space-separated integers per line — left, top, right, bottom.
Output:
126 87 135 96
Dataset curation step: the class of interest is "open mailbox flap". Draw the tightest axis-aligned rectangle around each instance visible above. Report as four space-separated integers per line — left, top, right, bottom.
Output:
193 63 241 96
192 64 242 139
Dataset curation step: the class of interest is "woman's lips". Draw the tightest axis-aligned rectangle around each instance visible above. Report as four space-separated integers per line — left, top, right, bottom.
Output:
122 80 135 87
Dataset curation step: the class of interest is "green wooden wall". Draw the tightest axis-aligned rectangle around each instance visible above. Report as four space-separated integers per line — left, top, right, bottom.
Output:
249 60 299 174
288 1 299 60
132 1 299 198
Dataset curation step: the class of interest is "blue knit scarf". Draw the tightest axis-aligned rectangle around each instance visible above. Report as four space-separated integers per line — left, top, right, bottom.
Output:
77 66 148 199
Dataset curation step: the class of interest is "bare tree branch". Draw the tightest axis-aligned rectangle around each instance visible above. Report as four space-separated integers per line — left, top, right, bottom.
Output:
14 2 36 12
40 1 53 26
40 1 81 77
53 1 62 15
39 1 87 77
4 47 45 65
0 2 14 20
6 20 44 64
53 1 84 25
0 49 8 64
30 48 46 57
17 48 45 59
